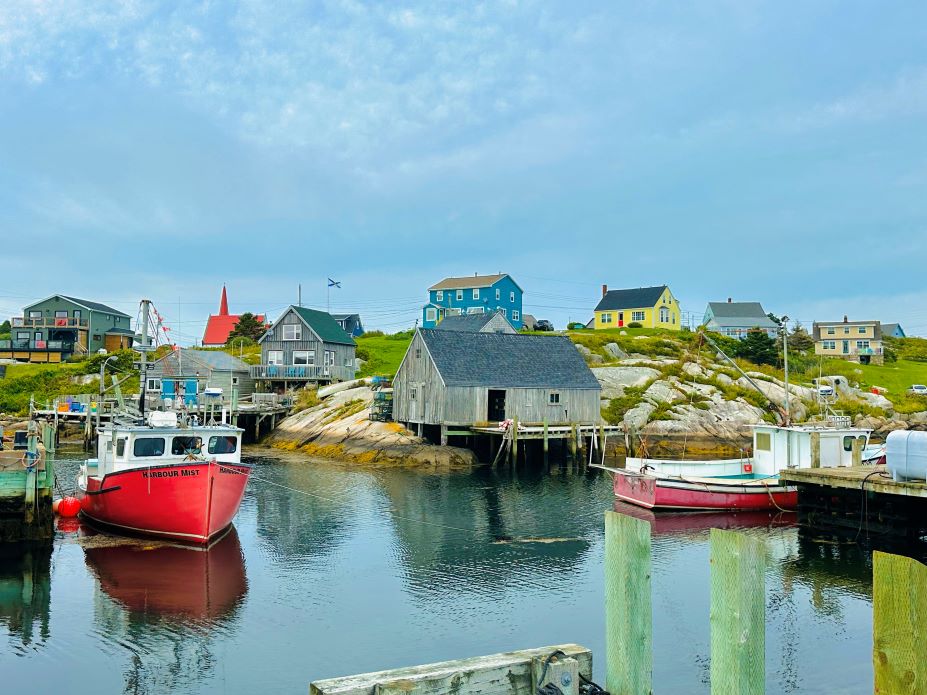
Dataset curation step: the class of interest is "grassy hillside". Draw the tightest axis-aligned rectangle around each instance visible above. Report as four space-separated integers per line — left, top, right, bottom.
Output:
355 331 414 378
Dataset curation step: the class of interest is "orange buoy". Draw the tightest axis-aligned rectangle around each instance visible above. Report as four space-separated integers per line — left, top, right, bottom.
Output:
57 496 81 518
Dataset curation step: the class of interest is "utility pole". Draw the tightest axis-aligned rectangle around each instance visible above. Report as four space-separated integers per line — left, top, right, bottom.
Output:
781 315 790 426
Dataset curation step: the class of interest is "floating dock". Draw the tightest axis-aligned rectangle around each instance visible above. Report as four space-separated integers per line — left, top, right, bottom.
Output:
779 465 927 537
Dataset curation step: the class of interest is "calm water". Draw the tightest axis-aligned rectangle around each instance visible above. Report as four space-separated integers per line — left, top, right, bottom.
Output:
0 446 894 694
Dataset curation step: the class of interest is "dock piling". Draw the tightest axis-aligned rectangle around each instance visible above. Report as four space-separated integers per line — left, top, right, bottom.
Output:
873 551 927 694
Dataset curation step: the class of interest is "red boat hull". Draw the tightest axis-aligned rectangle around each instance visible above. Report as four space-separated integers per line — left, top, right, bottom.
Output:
613 470 796 511
80 461 251 544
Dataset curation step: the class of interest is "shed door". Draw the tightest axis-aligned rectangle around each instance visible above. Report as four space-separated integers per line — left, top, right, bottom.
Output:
488 390 506 422
184 379 198 406
162 380 176 398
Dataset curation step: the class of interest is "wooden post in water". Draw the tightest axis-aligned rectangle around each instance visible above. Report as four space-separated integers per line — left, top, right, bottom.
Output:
710 528 765 695
511 418 519 465
542 419 549 466
604 511 652 695
440 424 448 446
569 424 577 465
810 431 821 468
873 550 927 694
852 436 863 467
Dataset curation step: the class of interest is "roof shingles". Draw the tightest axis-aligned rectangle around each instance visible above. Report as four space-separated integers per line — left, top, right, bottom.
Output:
594 286 668 312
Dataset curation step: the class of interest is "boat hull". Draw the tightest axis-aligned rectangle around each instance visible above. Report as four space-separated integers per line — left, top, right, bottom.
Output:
613 469 797 511
79 461 251 544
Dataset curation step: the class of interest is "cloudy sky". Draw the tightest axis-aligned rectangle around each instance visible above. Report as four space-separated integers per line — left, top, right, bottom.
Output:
1 1 926 341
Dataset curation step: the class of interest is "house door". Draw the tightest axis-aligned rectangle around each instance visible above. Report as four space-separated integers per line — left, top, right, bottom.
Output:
842 340 849 355
618 312 624 328
488 390 506 422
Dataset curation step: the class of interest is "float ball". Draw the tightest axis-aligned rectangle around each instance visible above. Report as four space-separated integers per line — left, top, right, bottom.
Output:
57 497 81 518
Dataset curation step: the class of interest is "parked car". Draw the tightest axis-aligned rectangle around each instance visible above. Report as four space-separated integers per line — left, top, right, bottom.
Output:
909 384 927 396
535 319 554 332
816 385 834 397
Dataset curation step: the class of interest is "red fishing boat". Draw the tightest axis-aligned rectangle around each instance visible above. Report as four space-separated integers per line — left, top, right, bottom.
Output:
77 412 251 544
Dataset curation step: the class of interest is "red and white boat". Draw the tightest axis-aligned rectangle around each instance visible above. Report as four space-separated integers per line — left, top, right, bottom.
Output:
77 412 251 544
605 422 878 511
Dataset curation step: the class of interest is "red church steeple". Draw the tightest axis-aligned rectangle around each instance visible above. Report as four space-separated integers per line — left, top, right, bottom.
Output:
219 285 229 316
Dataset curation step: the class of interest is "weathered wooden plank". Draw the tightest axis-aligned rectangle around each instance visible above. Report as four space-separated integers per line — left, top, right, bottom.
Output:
780 466 927 499
873 551 927 694
710 529 765 695
311 645 592 695
531 653 579 694
604 510 652 695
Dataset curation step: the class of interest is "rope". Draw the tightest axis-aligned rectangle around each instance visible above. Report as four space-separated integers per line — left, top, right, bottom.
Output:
855 469 892 540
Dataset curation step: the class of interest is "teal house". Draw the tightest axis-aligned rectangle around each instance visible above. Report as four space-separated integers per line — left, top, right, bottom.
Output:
1 295 133 363
422 274 524 329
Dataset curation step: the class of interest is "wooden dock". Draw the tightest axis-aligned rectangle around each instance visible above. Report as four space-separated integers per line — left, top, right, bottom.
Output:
0 424 54 542
780 465 927 536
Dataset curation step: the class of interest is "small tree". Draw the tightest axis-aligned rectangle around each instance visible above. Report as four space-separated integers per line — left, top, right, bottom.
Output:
0 319 10 340
227 312 265 343
735 328 779 366
788 323 814 352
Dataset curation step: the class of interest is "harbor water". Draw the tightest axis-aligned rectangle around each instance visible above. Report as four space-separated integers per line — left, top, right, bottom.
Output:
0 446 896 694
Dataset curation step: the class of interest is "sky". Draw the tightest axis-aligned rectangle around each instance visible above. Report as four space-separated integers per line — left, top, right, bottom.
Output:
1 1 926 343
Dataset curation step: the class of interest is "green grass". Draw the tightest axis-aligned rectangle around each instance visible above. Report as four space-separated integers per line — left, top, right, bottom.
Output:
355 331 414 378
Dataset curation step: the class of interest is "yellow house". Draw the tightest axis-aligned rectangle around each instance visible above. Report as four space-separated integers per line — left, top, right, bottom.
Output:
813 318 883 365
593 285 681 330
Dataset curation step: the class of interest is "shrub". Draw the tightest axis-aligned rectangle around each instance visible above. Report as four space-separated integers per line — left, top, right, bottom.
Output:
627 322 643 328
602 386 646 424
292 387 321 412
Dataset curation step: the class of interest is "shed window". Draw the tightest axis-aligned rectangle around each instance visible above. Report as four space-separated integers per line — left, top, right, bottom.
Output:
410 387 417 400
208 436 238 454
133 437 166 457
282 324 302 341
549 392 560 405
147 378 162 392
231 376 239 386
415 348 422 359
172 436 203 456
755 432 771 451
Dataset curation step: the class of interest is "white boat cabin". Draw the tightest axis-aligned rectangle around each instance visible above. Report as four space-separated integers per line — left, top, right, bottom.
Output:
82 412 243 482
751 424 869 476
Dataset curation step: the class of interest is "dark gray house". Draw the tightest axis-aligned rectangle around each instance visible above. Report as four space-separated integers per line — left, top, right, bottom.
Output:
393 330 601 435
433 310 516 334
332 313 365 338
147 349 254 406
252 305 356 387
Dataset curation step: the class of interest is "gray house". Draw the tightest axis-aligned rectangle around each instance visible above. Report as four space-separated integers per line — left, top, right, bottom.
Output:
252 305 356 387
394 330 601 436
147 349 254 406
703 300 779 339
433 310 516 334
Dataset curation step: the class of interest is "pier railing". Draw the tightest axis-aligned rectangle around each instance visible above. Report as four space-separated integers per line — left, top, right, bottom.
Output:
249 364 355 382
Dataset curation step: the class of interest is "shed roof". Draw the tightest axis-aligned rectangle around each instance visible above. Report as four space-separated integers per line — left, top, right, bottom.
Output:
432 312 513 333
279 306 356 346
156 348 250 374
428 274 516 291
706 302 777 327
594 286 668 312
418 330 600 389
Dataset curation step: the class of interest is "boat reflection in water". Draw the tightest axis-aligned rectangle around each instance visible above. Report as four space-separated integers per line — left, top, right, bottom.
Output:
0 543 51 652
613 500 796 535
83 526 248 623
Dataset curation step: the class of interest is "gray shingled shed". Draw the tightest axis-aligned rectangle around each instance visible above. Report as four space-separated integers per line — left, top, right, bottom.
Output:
393 329 601 428
432 310 516 334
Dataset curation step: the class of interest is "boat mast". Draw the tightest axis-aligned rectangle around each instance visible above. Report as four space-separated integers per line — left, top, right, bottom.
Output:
781 316 791 426
138 299 151 423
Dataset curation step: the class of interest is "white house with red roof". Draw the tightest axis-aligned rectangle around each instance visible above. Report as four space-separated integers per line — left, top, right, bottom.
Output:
201 286 265 347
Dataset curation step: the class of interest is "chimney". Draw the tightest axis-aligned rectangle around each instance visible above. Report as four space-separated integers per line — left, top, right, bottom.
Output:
727 297 732 303
843 315 848 323
602 284 608 297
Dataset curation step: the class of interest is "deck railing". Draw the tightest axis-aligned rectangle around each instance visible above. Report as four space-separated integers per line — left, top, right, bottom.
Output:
249 364 356 381
0 339 75 352
11 317 89 329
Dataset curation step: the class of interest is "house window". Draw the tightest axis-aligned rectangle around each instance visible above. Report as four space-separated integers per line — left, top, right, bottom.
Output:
425 308 437 323
16 331 29 340
513 310 520 321
601 313 612 323
822 340 836 350
436 290 443 301
659 307 670 323
208 436 238 454
267 350 284 365
456 289 463 301
28 311 42 319
496 289 500 300
55 310 68 318
473 288 480 300
549 392 560 405
755 432 771 451
73 310 81 320
500 308 507 317
827 327 835 335
171 436 202 456
282 324 302 341
468 306 484 314
293 350 314 365
858 327 866 334
843 327 850 334
632 311 646 322
133 437 166 457
856 340 870 350
509 291 515 302
146 378 162 392
34 332 42 341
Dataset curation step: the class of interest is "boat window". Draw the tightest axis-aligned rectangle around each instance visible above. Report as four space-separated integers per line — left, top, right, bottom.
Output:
172 436 203 456
116 438 126 457
133 437 166 457
755 432 771 451
843 436 854 452
208 435 237 454
858 435 867 448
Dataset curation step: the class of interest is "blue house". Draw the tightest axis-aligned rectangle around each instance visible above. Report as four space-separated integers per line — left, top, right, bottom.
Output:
422 274 524 329
882 323 906 338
